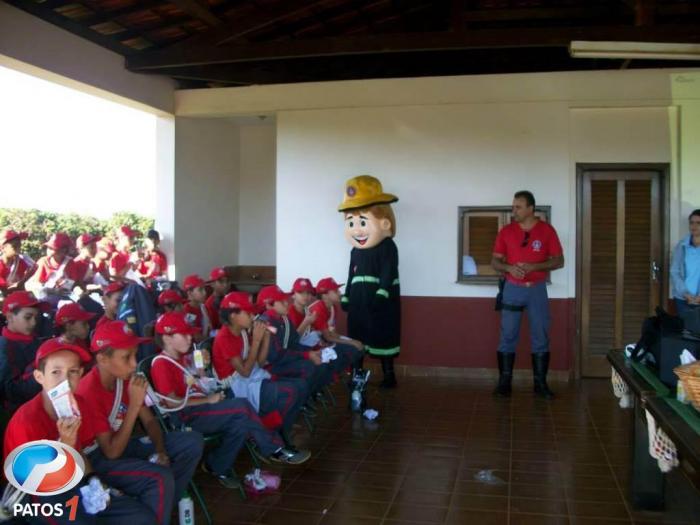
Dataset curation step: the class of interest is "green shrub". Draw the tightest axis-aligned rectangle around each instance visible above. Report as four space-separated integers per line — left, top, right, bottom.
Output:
0 208 154 260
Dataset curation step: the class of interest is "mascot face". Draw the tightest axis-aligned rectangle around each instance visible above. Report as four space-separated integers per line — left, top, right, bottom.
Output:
344 210 392 250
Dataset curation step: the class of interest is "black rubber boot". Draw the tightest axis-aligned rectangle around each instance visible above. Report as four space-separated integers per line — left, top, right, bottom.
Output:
379 357 397 388
493 352 515 397
532 352 555 400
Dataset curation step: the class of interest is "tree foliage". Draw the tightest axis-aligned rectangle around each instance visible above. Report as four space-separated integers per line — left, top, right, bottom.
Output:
0 208 154 260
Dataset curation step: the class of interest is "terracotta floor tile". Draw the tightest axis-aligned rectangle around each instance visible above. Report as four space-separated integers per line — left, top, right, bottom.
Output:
188 377 699 524
385 503 448 524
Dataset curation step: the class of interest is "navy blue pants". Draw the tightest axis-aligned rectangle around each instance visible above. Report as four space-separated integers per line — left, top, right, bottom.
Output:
270 353 332 393
88 431 203 525
497 280 550 354
333 342 364 372
259 378 307 432
175 398 283 476
25 487 155 525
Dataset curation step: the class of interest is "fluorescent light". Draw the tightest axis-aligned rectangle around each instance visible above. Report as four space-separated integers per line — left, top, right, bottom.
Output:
569 41 700 60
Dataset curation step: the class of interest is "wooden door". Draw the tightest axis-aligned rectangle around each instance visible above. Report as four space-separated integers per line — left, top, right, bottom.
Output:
579 166 666 377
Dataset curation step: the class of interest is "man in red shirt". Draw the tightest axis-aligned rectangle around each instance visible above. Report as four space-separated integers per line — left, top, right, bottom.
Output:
491 191 564 400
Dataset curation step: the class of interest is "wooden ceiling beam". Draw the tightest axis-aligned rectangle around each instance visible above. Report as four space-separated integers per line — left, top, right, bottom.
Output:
165 0 224 27
127 24 700 71
4 0 138 55
462 5 626 23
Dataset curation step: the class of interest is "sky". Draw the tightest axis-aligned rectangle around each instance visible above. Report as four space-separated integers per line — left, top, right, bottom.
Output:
0 65 157 219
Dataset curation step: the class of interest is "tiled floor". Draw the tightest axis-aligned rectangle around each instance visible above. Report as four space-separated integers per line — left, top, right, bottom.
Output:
191 377 700 524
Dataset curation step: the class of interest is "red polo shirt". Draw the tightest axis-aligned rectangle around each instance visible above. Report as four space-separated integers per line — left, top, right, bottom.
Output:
32 255 81 284
309 300 335 332
138 250 168 279
287 305 305 329
72 255 96 283
0 256 34 290
493 220 563 285
151 354 204 398
76 367 135 435
3 392 97 459
212 326 245 379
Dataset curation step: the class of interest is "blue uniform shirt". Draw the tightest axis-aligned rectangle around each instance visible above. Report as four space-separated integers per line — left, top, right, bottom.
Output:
684 236 700 296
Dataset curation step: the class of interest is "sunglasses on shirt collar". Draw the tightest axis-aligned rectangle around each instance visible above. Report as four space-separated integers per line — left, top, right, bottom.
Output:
521 231 530 248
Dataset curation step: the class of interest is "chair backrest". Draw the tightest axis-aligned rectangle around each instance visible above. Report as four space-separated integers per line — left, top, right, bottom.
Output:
136 355 175 432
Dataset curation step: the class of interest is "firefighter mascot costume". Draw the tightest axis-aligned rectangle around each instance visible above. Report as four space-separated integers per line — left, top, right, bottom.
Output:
339 175 401 388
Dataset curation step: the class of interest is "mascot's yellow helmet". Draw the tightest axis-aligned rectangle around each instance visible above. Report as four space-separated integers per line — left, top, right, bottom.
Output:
338 175 398 212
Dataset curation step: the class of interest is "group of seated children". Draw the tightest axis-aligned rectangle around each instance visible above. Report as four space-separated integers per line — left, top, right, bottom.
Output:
0 227 370 524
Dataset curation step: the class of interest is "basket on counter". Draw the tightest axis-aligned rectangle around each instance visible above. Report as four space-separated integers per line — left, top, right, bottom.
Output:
674 361 700 411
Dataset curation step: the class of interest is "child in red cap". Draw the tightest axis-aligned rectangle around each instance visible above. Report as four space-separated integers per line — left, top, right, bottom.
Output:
96 282 126 329
25 233 81 305
309 278 365 372
55 302 96 351
182 274 211 342
287 278 318 338
157 289 186 313
213 292 308 439
0 291 46 412
256 285 332 396
3 338 155 525
151 312 310 487
204 267 229 331
77 320 203 525
0 229 36 294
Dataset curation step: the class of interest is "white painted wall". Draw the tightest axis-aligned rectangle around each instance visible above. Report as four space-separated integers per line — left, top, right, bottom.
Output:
0 2 174 114
277 103 573 298
174 118 240 277
238 124 276 265
174 69 700 299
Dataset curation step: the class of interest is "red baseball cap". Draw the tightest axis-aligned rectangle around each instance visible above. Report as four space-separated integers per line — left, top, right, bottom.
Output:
55 303 96 326
183 274 206 291
118 225 139 239
220 291 256 313
34 337 92 368
256 285 290 307
158 289 187 306
207 267 228 283
44 232 73 251
76 233 101 249
2 291 48 315
155 312 199 336
103 282 126 296
91 320 151 352
292 278 316 294
1 230 29 244
316 277 343 295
